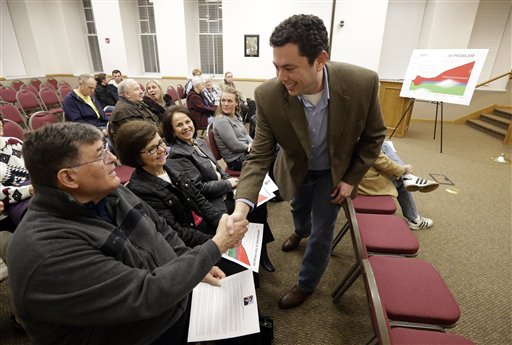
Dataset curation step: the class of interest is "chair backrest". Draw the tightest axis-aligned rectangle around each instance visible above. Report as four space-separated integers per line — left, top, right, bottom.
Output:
11 80 24 91
40 82 56 91
16 90 46 117
20 83 40 97
166 85 180 103
206 123 222 160
57 80 71 87
138 83 145 93
361 259 392 345
0 102 27 127
344 197 368 261
58 84 73 99
176 84 185 99
0 86 18 104
47 77 59 89
30 78 42 90
28 111 60 130
39 87 62 108
2 119 25 141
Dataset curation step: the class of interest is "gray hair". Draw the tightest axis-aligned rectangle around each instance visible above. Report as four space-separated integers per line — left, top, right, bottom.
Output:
78 74 94 84
118 78 138 97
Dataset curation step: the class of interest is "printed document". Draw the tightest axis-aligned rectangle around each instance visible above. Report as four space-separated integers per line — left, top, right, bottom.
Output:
222 223 263 273
188 270 259 342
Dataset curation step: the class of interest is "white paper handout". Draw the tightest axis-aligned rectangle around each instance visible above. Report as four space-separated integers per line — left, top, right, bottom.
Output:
187 270 260 342
222 223 263 273
233 173 279 207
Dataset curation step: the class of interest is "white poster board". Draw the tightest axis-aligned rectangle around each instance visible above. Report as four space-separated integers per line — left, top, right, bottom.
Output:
400 49 488 105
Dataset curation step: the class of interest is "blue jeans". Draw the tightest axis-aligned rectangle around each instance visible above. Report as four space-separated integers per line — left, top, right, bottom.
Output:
381 142 418 221
290 170 340 292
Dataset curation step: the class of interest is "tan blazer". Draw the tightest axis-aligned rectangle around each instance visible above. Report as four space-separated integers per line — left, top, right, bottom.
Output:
236 61 386 202
358 151 406 197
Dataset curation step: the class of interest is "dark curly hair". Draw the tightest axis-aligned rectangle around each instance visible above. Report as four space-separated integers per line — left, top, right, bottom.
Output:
269 14 329 65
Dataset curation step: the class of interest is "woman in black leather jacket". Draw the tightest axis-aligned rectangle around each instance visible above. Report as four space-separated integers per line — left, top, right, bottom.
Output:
114 120 218 248
162 106 275 272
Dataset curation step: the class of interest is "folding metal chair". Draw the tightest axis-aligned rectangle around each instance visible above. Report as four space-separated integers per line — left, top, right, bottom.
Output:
0 86 18 105
30 78 42 91
28 111 60 130
338 198 461 329
39 87 64 118
0 102 28 128
2 119 26 141
16 90 47 118
10 80 24 91
362 259 475 345
166 85 181 104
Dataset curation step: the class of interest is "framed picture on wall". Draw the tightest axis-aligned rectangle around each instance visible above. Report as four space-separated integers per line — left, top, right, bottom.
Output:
244 35 259 57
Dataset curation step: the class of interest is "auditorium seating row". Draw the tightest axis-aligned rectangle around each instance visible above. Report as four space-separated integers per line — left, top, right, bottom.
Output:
331 195 475 344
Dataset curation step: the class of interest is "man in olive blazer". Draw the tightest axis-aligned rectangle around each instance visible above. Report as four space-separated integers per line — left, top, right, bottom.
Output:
230 14 386 309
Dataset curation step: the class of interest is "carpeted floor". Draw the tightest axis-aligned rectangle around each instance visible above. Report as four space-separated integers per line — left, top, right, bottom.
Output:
1 121 511 344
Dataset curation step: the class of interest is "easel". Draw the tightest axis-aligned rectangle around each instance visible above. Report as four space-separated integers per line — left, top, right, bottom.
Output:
389 98 445 153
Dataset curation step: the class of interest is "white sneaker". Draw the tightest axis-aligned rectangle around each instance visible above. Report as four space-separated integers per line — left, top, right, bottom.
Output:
408 215 433 230
402 174 439 193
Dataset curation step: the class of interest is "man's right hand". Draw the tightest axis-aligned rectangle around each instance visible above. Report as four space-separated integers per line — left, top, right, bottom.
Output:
212 214 249 254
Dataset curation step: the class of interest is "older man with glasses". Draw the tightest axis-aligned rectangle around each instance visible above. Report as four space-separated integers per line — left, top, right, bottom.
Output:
6 122 249 345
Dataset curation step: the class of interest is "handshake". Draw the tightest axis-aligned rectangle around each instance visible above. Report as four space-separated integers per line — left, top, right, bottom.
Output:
211 202 251 254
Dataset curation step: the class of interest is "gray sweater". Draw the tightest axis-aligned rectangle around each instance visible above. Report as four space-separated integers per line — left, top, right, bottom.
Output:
7 184 221 345
213 114 252 163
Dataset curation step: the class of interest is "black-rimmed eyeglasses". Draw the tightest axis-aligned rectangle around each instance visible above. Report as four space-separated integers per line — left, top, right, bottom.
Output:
140 140 166 155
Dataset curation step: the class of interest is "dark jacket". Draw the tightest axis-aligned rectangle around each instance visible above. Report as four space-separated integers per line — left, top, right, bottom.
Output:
143 94 175 118
7 184 221 345
186 90 216 130
95 84 118 108
127 166 221 247
167 139 232 212
63 90 108 128
108 97 161 144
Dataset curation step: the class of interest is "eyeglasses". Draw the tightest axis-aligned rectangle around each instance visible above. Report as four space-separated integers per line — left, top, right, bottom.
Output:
69 143 112 168
140 139 166 155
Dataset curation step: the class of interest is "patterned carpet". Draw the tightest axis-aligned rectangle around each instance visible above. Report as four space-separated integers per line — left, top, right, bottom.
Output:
1 122 511 344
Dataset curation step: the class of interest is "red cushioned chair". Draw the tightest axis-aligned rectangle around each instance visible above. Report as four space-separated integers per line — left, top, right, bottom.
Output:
2 119 26 141
362 259 476 345
16 90 47 118
0 102 28 128
166 85 181 105
332 212 419 301
47 78 59 89
114 165 135 185
332 194 397 251
58 84 73 99
340 198 461 329
39 87 64 118
206 123 240 177
0 86 18 105
10 80 24 91
30 78 42 91
28 111 60 130
20 83 40 97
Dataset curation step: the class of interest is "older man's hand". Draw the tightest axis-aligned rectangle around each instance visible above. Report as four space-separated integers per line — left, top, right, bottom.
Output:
212 214 249 254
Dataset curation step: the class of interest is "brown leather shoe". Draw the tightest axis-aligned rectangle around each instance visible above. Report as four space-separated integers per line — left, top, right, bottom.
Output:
281 234 302 252
278 285 312 309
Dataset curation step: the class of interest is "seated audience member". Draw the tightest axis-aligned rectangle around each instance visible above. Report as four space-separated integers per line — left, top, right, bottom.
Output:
184 67 202 97
358 142 439 229
94 73 117 113
108 69 123 95
0 115 33 231
115 120 219 247
108 79 160 145
63 74 108 128
143 80 175 118
213 87 252 171
163 106 275 272
7 122 249 345
186 76 217 135
222 71 256 123
204 75 221 106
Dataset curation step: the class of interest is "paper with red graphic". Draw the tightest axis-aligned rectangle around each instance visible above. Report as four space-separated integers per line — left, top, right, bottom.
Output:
222 223 263 273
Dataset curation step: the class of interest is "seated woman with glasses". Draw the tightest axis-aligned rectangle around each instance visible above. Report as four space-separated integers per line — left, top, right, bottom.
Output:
114 120 221 248
162 106 275 272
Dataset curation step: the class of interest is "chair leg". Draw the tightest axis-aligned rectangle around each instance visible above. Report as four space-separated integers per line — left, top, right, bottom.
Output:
331 220 349 253
332 262 362 301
